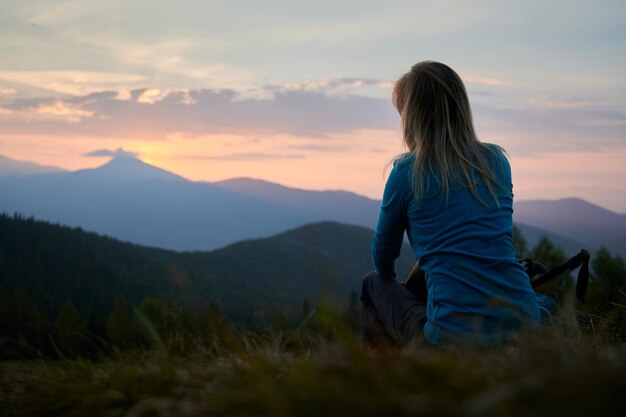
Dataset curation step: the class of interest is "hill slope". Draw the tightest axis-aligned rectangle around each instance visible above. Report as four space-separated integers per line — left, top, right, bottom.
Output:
212 177 380 228
181 222 415 318
514 198 626 254
0 154 65 176
514 222 587 256
0 214 415 320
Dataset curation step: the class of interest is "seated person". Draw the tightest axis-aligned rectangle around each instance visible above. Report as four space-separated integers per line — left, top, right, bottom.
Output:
359 60 552 348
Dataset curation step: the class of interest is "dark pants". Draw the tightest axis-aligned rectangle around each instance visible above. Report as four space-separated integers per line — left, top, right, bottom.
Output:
358 271 428 347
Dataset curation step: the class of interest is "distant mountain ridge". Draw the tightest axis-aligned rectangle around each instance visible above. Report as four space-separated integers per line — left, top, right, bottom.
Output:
0 156 378 251
0 154 65 176
0 155 624 257
513 198 626 255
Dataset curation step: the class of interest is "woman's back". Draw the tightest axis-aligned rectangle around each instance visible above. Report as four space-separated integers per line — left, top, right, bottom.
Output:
363 60 542 347
395 150 540 344
372 144 541 345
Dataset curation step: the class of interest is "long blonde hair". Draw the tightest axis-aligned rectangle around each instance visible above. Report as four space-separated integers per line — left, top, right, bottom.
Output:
392 60 506 209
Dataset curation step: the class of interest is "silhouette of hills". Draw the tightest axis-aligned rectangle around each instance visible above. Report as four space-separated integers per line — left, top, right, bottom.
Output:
70 156 188 183
212 177 380 228
0 214 415 320
0 156 623 257
514 198 626 254
0 154 65 176
0 157 306 250
0 157 378 251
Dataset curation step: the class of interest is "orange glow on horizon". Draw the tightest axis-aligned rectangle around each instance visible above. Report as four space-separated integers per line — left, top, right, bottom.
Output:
2 131 626 212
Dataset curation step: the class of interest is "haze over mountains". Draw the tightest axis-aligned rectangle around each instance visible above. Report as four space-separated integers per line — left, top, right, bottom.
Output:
1 154 624 258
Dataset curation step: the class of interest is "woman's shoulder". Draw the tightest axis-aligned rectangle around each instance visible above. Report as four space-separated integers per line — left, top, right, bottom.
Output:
482 142 507 160
389 153 415 188
481 142 511 177
385 153 414 201
392 152 415 170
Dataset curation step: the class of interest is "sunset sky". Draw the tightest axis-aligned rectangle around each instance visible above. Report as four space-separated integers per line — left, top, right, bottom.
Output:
1 0 625 211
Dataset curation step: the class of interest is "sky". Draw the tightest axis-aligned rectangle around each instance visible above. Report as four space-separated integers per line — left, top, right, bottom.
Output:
1 0 625 211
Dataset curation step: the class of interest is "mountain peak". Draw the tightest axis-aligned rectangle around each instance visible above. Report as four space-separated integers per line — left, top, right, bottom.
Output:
76 157 188 183
517 197 620 217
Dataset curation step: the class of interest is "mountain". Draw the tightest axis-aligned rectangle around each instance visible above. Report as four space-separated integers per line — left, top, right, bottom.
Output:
212 177 380 228
514 198 626 257
1 156 624 257
0 214 415 320
514 222 586 256
0 154 65 176
0 157 380 251
68 156 187 184
181 221 415 318
0 157 308 251
213 179 626 258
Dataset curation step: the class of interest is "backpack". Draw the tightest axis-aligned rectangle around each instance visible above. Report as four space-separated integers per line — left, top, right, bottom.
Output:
403 249 591 303
521 249 591 303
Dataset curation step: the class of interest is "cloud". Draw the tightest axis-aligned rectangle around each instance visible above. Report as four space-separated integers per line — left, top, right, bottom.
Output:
262 77 387 93
0 71 145 96
471 100 626 154
288 142 350 152
0 87 625 156
0 87 399 138
175 152 305 161
85 147 138 159
0 98 95 123
527 96 614 110
459 74 512 87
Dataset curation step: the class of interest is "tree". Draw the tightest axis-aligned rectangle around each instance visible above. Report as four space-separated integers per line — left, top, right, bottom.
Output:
138 298 165 326
106 296 137 348
54 301 84 356
512 224 528 258
85 310 109 356
0 288 49 348
530 236 572 301
588 247 626 311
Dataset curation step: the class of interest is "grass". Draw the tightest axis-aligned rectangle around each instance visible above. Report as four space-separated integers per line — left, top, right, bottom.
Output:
1 303 625 417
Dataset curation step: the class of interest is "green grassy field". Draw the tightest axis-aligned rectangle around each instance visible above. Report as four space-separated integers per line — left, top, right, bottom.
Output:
1 302 624 417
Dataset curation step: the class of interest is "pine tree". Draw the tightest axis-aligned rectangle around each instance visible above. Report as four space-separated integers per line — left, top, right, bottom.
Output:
512 224 528 258
54 301 83 356
106 296 136 348
589 247 626 310
530 236 572 301
1 288 49 348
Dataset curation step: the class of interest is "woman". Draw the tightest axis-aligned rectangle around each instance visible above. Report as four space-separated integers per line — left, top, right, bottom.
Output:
359 61 548 348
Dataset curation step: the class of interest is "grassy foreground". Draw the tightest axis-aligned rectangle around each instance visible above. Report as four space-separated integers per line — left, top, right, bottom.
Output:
1 304 625 417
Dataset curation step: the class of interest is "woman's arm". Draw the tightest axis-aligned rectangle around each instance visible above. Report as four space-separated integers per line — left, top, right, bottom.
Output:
371 160 408 280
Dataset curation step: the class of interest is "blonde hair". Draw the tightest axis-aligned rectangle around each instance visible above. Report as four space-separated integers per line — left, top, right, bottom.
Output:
392 60 506 209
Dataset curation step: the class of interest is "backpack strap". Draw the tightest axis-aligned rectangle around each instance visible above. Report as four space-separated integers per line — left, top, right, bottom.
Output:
530 249 590 303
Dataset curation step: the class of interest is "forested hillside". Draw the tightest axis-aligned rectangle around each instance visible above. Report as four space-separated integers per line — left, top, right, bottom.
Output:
2 212 625 361
0 213 415 321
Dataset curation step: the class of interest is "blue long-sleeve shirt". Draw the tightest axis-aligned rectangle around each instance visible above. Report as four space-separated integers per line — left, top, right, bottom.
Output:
371 145 542 346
